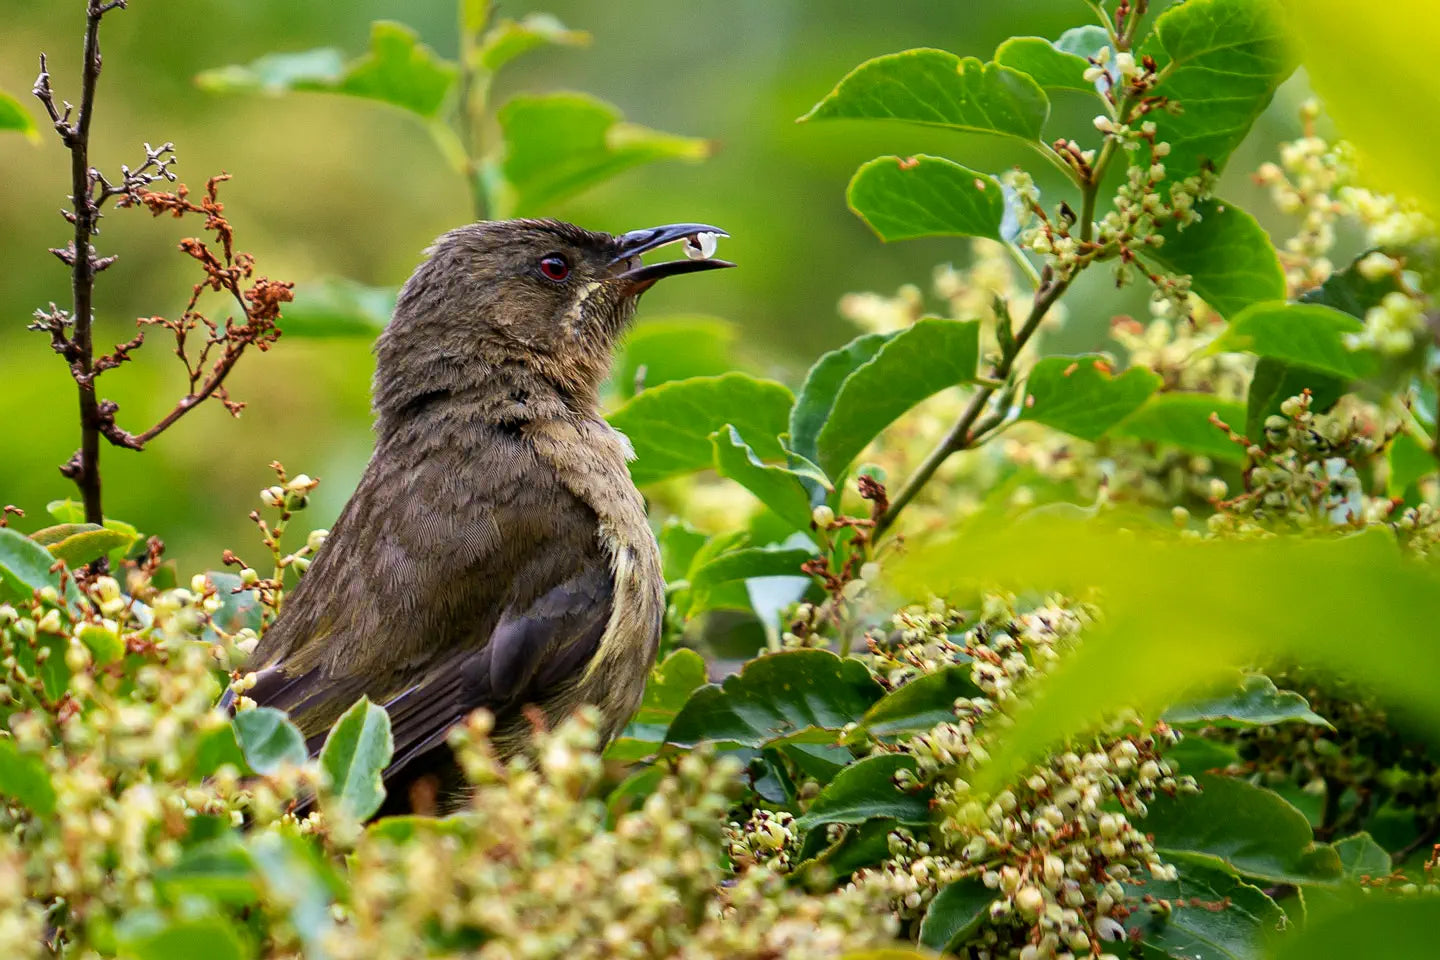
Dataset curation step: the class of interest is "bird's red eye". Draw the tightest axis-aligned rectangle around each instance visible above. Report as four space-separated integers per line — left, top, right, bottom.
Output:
538 254 570 282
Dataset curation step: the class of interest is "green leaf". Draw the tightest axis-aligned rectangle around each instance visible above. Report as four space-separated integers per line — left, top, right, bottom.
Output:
1210 302 1373 380
712 426 829 532
793 754 930 830
659 520 710 583
319 697 394 821
606 649 709 762
77 622 125 667
115 913 251 960
1163 674 1330 729
613 316 737 401
248 831 340 958
0 737 55 815
1141 198 1286 319
1301 253 1408 321
1332 832 1393 883
604 764 665 824
796 817 899 882
1271 896 1440 960
0 90 38 142
665 649 883 748
233 708 308 775
365 814 467 844
1124 861 1284 960
1245 358 1346 440
690 544 815 588
993 26 1109 93
1020 356 1162 441
790 332 895 470
606 373 793 486
844 665 979 742
32 523 136 568
1144 0 1298 180
192 722 250 778
198 21 457 119
280 278 397 337
0 527 61 602
1111 393 1248 463
154 836 258 905
477 14 589 71
801 49 1050 145
847 156 1005 242
1146 774 1342 885
917 878 998 952
1388 431 1436 496
815 318 981 477
493 92 710 217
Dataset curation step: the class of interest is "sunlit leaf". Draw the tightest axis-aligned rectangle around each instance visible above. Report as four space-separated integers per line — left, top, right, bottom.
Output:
248 831 341 957
233 708 308 775
1020 356 1161 441
1111 393 1248 463
613 316 737 401
1141 198 1286 320
0 90 38 142
477 14 589 71
1163 674 1329 729
1271 895 1440 960
791 332 895 472
31 523 136 568
607 649 709 762
280 278 397 337
115 912 251 960
1332 832 1393 883
319 697 393 821
993 26 1109 94
794 754 930 830
1210 302 1373 380
712 426 828 532
0 737 55 815
847 156 1005 242
801 49 1050 145
154 836 258 905
0 528 62 603
1388 431 1437 496
690 544 815 589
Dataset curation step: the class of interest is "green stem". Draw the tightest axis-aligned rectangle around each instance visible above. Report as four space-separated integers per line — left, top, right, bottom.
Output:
455 0 491 220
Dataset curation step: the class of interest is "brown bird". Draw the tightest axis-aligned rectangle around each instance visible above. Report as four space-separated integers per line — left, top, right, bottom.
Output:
237 219 733 809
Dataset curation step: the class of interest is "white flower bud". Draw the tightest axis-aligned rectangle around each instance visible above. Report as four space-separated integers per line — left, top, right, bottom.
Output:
811 504 835 527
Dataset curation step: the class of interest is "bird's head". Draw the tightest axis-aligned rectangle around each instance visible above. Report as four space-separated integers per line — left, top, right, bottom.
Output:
374 219 733 419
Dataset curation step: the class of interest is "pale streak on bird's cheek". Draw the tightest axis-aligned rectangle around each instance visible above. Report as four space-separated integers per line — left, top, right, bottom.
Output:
561 281 604 339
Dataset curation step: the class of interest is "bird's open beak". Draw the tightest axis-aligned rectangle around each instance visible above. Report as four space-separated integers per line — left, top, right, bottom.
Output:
609 222 736 296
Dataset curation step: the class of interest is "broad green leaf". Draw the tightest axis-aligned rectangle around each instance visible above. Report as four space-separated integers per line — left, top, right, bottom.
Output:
1139 776 1341 885
1271 896 1440 960
1144 0 1298 180
801 49 1050 145
1020 356 1161 441
816 318 981 477
993 26 1110 93
1163 674 1329 729
319 697 394 821
0 91 38 141
1388 431 1436 496
659 520 709 583
1141 198 1286 320
477 14 589 71
192 721 250 778
690 544 815 588
1210 302 1373 380
1111 393 1248 463
606 373 793 486
1167 736 1241 775
844 665 980 742
280 278 397 337
154 836 258 905
115 913 251 960
604 764 665 824
248 831 341 958
613 316 737 401
0 527 61 602
1124 861 1284 960
665 649 883 748
790 332 895 470
32 523 136 568
493 92 710 217
1301 253 1408 321
795 817 899 882
77 622 125 667
793 754 930 830
917 878 998 952
233 708 308 774
676 530 752 616
1245 358 1345 440
45 499 86 523
1332 832 1393 883
607 649 709 761
0 737 55 815
198 22 457 119
712 426 828 532
364 814 467 844
847 156 1005 242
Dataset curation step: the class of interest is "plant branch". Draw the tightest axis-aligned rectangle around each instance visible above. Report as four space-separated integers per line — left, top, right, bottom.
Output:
455 0 493 220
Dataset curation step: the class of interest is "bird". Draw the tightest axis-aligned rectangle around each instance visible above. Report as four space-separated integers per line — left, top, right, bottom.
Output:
235 218 734 811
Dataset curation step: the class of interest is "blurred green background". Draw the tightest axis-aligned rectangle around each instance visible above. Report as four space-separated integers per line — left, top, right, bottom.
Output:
0 0 1314 570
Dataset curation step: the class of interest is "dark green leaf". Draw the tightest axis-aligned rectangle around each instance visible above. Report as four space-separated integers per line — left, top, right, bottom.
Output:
801 49 1049 145
319 697 394 821
115 913 251 960
1163 674 1330 729
1144 0 1298 180
1141 198 1286 319
494 92 709 217
0 90 38 141
1167 736 1241 775
198 21 457 119
606 649 709 762
280 278 397 337
1388 431 1436 496
917 878 998 952
844 665 979 742
1111 393 1248 463
847 156 1005 242
1146 773 1342 884
665 649 883 748
1271 896 1440 960
1301 253 1407 320
613 316 737 401
606 373 793 486
790 332 895 470
690 545 815 588
477 14 588 71
1245 358 1346 439
712 426 829 532
1332 832 1393 883
795 817 899 883
1020 356 1161 441
32 523 136 568
154 836 258 905
1125 861 1284 960
0 528 62 603
993 26 1109 93
604 764 665 825
233 708 308 775
0 737 55 815
816 318 981 477
794 754 930 830
1211 302 1373 380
